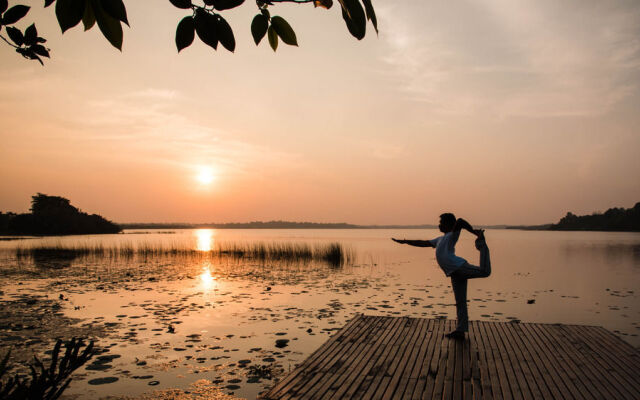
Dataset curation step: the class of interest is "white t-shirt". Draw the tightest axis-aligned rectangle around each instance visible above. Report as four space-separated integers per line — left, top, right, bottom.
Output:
429 230 467 276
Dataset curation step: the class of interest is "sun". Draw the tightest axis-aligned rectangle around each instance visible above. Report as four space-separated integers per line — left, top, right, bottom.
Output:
196 166 215 185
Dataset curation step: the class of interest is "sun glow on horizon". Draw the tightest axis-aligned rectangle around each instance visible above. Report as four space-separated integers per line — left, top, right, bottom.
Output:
196 166 216 186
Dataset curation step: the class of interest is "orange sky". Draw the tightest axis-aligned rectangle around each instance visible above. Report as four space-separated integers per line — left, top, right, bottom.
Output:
1 1 639 225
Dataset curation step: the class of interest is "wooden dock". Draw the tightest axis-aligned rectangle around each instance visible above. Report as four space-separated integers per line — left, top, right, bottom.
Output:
261 314 640 399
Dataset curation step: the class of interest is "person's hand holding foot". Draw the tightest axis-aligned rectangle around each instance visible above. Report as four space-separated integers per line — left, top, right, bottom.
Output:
474 229 485 250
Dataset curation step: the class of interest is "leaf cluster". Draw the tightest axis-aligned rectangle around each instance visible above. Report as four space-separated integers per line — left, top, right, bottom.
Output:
172 0 297 54
0 2 49 64
174 0 242 53
338 0 377 40
172 0 377 53
250 8 297 52
2 0 377 64
50 0 129 50
0 338 95 400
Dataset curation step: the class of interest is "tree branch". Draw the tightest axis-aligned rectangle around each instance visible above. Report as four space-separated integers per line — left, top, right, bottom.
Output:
0 34 20 49
266 0 316 3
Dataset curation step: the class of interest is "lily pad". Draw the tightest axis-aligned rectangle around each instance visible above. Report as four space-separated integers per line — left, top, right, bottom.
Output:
88 377 119 385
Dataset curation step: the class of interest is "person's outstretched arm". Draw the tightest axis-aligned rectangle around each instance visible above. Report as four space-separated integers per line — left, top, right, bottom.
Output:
453 218 482 236
392 238 434 247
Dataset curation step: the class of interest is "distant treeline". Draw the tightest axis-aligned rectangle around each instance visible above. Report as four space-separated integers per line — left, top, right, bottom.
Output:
120 221 437 230
0 194 121 235
505 224 553 231
548 202 640 232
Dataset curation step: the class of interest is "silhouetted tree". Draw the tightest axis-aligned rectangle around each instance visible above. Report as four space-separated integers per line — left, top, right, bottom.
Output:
551 202 640 232
2 193 121 235
0 0 377 64
0 212 15 233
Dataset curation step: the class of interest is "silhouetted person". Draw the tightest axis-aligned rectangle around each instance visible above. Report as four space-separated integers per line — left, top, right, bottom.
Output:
392 213 491 340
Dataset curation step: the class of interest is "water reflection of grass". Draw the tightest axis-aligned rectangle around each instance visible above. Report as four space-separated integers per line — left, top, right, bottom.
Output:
14 241 354 267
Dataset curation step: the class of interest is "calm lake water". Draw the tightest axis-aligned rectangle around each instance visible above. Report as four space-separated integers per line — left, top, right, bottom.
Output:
1 229 639 399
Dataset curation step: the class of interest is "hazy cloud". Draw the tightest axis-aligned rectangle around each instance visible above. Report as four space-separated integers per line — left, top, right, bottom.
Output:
378 1 640 118
124 88 180 100
77 89 296 176
366 140 406 160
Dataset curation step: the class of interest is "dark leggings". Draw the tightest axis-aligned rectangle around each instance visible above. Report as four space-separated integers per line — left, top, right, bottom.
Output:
450 242 491 332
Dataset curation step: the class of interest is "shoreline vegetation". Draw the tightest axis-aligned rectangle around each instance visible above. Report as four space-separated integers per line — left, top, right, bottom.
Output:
507 202 640 232
0 194 120 236
12 241 354 268
2 195 639 234
118 202 640 232
119 221 439 230
121 202 640 232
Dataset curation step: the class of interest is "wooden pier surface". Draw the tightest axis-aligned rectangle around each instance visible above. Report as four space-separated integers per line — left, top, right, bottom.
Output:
261 314 640 399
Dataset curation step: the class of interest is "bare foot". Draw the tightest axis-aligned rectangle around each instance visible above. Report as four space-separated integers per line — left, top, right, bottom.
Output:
445 330 465 340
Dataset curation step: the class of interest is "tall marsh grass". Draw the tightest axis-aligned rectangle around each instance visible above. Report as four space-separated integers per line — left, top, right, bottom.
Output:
14 241 354 267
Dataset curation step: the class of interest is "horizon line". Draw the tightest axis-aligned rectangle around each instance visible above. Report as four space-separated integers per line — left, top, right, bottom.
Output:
117 220 553 228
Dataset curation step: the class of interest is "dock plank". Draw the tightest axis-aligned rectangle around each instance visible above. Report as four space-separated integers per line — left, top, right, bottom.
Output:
566 324 640 399
528 323 594 400
539 323 614 400
431 319 455 400
557 324 631 400
359 317 417 399
492 322 533 400
485 321 520 400
318 316 394 399
389 318 429 400
468 321 490 400
410 315 444 400
377 318 424 400
508 322 563 400
275 315 372 400
306 316 390 399
260 316 640 400
401 319 435 399
494 322 545 400
478 317 511 399
264 314 365 399
347 317 406 400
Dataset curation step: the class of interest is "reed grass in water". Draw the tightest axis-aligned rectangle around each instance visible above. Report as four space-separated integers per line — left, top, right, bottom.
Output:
14 242 354 267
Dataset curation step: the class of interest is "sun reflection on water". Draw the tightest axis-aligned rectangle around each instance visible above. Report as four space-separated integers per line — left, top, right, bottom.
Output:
199 263 217 291
195 229 215 252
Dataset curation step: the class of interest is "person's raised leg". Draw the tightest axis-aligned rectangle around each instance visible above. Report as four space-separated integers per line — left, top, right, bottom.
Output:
475 230 491 277
446 274 468 339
